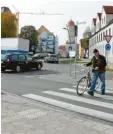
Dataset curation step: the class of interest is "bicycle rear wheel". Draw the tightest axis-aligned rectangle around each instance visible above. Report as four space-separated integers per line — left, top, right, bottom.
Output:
76 77 88 95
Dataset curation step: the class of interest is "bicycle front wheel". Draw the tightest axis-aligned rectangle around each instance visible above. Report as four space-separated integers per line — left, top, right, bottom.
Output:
76 77 88 95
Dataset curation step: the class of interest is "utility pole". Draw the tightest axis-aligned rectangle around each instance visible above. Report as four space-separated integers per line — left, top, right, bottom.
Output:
63 27 72 76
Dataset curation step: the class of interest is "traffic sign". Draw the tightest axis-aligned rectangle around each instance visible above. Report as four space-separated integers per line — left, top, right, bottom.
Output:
68 46 72 51
69 50 76 57
105 43 111 51
104 35 112 43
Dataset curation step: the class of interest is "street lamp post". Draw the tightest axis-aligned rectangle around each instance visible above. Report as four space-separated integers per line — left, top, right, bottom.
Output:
63 27 72 76
74 21 86 79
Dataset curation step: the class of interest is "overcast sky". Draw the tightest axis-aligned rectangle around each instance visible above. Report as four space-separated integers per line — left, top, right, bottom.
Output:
1 0 113 45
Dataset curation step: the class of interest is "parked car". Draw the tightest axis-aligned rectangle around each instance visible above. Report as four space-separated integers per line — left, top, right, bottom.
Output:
44 54 59 63
1 53 43 73
32 53 49 60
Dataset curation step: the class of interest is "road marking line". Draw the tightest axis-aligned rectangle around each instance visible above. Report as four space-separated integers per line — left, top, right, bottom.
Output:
81 69 85 71
43 91 113 109
73 85 113 91
22 94 113 123
59 88 113 101
25 76 34 78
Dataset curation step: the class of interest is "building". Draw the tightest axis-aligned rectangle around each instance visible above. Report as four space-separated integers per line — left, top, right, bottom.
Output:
1 7 11 13
37 25 58 54
79 27 91 58
89 6 113 66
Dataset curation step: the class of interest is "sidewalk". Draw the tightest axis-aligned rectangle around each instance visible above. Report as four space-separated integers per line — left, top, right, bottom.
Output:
1 92 113 134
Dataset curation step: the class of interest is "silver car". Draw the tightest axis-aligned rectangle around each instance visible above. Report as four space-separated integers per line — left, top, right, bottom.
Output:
44 54 59 63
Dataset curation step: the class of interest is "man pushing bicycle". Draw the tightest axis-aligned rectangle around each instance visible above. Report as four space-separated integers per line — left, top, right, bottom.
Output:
85 49 107 96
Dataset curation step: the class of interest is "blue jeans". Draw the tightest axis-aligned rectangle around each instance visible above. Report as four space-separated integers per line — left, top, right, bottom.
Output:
90 72 105 93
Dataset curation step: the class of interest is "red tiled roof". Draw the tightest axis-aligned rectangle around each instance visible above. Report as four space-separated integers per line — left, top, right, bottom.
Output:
93 18 96 25
103 6 113 14
97 13 102 20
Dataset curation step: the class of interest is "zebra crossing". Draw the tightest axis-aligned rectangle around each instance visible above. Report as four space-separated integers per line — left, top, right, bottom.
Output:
23 86 113 123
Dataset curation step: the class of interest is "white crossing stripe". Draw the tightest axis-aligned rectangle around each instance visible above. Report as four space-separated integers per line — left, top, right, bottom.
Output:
43 91 113 109
73 85 113 91
59 88 113 101
22 94 113 123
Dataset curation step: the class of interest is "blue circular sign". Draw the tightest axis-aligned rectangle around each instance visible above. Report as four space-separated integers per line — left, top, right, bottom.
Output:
105 43 111 51
68 46 72 51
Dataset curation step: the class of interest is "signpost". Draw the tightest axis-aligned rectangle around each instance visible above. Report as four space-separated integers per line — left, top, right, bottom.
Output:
104 35 112 64
68 45 72 76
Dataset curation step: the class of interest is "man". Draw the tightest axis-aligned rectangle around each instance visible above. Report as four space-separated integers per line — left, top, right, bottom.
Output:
85 49 107 96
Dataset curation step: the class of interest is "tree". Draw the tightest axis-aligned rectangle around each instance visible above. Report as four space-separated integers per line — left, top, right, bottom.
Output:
80 38 89 49
1 12 17 37
83 26 91 38
19 25 38 52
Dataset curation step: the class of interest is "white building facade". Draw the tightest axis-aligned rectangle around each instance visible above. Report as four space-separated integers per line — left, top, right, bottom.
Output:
89 6 113 65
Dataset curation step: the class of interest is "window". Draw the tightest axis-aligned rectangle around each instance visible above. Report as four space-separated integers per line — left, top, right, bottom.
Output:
103 32 105 40
101 33 102 41
106 30 107 36
10 55 18 61
97 36 98 43
109 28 111 35
19 55 26 61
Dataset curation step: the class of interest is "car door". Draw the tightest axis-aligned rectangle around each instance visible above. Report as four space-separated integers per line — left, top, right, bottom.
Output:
9 54 19 68
26 55 35 68
18 54 27 69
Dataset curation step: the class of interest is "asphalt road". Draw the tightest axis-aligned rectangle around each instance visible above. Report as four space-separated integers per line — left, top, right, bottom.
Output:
1 62 113 123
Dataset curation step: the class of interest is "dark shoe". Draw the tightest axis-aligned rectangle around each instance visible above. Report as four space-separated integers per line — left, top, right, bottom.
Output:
88 91 94 96
101 92 105 95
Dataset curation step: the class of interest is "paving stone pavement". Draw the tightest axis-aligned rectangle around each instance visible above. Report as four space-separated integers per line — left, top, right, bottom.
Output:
1 92 113 134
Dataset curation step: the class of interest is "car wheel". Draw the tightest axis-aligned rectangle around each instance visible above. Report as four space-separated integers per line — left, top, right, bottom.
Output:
15 65 21 73
36 64 42 71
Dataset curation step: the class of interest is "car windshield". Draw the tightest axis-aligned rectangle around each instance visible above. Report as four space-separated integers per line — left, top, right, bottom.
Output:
1 54 8 61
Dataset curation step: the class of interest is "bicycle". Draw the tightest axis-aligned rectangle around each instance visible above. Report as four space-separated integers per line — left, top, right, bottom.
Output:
76 67 101 95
